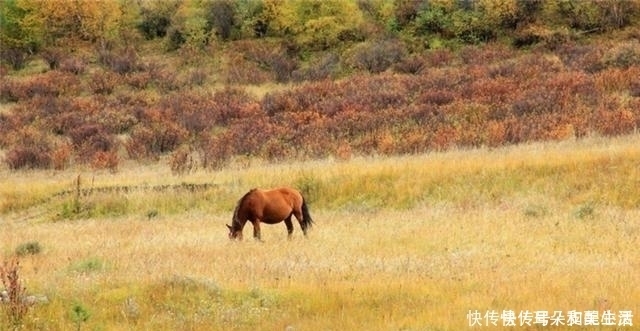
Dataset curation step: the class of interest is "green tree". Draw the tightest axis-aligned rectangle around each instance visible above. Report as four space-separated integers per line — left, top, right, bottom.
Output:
167 0 209 51
138 0 180 40
205 0 236 41
261 0 364 50
0 0 40 69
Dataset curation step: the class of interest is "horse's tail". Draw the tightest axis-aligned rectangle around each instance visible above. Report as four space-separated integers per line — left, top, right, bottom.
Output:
301 197 313 228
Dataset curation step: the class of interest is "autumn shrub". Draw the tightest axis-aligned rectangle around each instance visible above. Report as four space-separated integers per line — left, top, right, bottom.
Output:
458 44 515 66
169 145 196 175
59 56 87 75
0 114 14 148
345 39 406 73
0 78 20 103
69 124 118 164
335 142 353 161
150 67 181 92
224 55 272 84
125 71 152 89
594 108 637 136
99 47 140 74
126 121 187 160
4 129 54 170
89 70 120 94
41 48 64 70
418 89 455 106
556 42 604 72
1 48 28 70
196 132 233 170
98 107 138 134
291 53 340 82
222 120 270 156
600 41 640 69
188 68 208 86
91 151 119 171
5 147 51 170
270 53 298 83
423 48 455 67
50 142 73 170
392 54 425 74
209 88 260 125
630 81 640 97
158 89 257 135
231 40 298 82
15 71 81 99
594 67 640 95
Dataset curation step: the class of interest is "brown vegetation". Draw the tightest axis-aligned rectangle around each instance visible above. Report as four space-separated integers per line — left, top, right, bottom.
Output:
1 1 640 171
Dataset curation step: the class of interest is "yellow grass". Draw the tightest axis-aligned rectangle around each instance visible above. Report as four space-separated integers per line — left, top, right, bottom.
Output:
1 134 640 330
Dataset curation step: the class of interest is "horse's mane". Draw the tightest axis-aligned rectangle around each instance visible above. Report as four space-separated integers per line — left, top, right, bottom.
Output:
232 188 257 224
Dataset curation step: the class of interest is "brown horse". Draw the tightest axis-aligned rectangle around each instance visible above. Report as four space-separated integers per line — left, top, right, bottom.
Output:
227 187 313 241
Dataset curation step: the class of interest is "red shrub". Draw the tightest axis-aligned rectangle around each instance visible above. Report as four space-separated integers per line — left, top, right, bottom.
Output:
69 124 118 163
59 56 87 75
89 70 120 94
126 72 152 89
126 121 187 160
51 142 72 170
595 108 636 136
3 129 53 169
91 151 119 172
196 133 233 170
5 147 51 170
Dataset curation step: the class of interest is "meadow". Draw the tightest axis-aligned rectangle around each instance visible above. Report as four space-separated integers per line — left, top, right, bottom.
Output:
1 133 639 330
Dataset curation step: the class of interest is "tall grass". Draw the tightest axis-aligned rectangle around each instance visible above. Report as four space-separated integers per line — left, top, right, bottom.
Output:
1 134 639 330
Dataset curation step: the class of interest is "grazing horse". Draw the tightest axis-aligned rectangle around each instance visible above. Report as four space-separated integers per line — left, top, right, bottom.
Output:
227 187 313 241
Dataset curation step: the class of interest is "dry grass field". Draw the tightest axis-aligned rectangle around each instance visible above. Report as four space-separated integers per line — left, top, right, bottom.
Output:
1 134 639 330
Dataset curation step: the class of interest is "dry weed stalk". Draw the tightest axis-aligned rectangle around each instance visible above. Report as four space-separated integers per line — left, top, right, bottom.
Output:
0 257 30 326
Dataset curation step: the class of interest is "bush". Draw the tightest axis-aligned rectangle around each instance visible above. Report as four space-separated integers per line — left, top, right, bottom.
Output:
169 146 195 175
292 53 340 82
59 56 87 75
137 1 178 40
601 41 640 69
98 47 140 74
0 48 28 70
15 242 42 256
69 124 118 164
346 39 406 73
224 54 272 84
41 48 64 70
197 133 233 170
232 40 298 82
89 70 120 94
4 147 50 170
4 129 54 170
91 151 119 172
392 54 425 74
126 121 187 160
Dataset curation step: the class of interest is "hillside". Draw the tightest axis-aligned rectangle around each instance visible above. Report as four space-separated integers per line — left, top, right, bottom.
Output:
1 0 640 172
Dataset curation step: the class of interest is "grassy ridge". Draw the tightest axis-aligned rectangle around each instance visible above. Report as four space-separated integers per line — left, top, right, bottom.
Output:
6 132 638 219
1 134 639 330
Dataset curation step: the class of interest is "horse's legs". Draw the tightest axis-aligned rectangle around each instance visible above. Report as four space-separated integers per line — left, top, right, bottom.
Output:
251 220 262 241
284 215 294 239
292 209 307 237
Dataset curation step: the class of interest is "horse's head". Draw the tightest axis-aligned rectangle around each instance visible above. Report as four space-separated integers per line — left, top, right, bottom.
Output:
227 223 243 240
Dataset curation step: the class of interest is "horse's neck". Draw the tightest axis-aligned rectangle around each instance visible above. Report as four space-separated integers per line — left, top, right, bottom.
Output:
233 205 247 229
